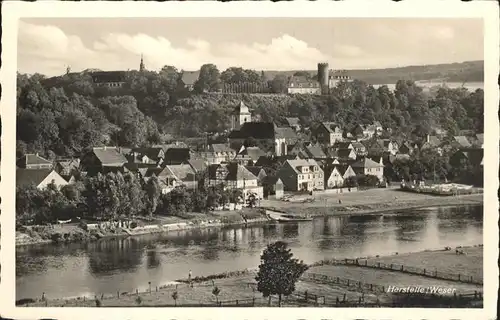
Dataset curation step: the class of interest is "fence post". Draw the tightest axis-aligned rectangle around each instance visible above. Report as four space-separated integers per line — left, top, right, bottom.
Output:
370 284 373 291
358 297 361 305
474 291 477 299
470 276 473 283
377 262 380 268
347 279 350 286
236 300 239 306
390 264 393 269
343 293 346 302
252 297 255 306
401 265 404 271
117 291 120 299
423 268 426 275
458 274 461 281
365 260 367 266
136 289 138 295
336 277 339 283
345 258 348 264
336 297 339 305
454 292 457 300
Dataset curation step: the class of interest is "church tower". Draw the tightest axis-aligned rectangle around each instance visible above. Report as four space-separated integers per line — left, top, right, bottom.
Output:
231 101 251 130
139 54 145 72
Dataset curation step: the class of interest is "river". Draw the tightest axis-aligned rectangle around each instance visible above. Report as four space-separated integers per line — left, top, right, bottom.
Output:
16 204 483 300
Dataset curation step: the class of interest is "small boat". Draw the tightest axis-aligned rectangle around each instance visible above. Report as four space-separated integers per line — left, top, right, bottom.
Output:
265 210 313 222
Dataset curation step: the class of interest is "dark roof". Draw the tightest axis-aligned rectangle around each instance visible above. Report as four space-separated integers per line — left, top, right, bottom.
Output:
454 136 472 148
476 134 484 144
351 141 366 149
16 169 54 187
209 144 236 154
165 148 192 163
305 143 327 159
17 154 52 167
458 148 483 166
208 163 257 181
262 175 282 185
321 122 342 133
245 166 266 177
351 157 384 169
90 71 126 83
166 164 196 182
237 122 276 140
92 147 128 166
180 71 199 86
337 148 355 159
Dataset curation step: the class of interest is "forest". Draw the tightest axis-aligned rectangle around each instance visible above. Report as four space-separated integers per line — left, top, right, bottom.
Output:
16 63 484 159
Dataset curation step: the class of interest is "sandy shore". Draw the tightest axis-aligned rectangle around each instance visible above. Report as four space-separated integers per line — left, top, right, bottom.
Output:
19 245 483 307
16 188 483 247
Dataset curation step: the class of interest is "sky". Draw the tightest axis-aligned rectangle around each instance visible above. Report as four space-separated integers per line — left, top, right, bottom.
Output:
18 18 484 77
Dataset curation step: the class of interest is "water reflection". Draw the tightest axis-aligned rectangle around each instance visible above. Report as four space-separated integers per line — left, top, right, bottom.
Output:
16 205 483 300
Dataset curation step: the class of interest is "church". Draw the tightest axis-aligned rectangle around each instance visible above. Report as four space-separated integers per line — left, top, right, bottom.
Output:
228 102 298 156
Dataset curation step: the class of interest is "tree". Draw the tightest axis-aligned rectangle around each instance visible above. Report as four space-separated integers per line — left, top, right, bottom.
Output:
194 64 221 93
255 241 308 307
144 176 161 216
212 286 221 304
171 291 178 306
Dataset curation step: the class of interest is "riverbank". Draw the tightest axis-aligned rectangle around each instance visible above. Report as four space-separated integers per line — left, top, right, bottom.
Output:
19 245 483 307
15 188 483 247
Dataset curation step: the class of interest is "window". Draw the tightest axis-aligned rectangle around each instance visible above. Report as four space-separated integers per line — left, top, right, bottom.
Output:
308 174 311 179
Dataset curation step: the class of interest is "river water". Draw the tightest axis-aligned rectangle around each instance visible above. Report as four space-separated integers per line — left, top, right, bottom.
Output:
16 204 483 300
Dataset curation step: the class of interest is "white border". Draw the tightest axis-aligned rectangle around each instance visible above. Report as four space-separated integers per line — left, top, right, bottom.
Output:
1 1 498 319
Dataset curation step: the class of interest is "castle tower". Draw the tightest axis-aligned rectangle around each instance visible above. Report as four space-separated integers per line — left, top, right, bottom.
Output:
232 101 251 130
318 62 329 94
139 54 145 72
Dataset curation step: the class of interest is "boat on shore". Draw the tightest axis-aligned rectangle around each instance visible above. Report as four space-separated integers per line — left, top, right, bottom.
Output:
265 210 313 222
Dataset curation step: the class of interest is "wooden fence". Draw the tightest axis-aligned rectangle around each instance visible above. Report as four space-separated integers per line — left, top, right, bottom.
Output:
314 258 483 285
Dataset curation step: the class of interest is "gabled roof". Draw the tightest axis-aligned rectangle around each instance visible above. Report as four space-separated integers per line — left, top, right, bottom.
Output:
288 76 319 88
131 147 164 161
209 144 236 154
333 141 353 149
334 165 353 176
166 164 196 182
16 169 55 188
92 147 128 166
208 163 258 181
305 143 327 159
351 157 384 169
285 159 321 174
476 133 484 144
236 122 276 140
188 159 206 173
320 122 342 133
234 101 250 115
262 175 282 185
285 117 300 127
453 136 472 148
427 135 442 147
336 148 355 159
351 141 366 149
457 148 483 166
180 71 199 86
238 146 266 161
17 154 52 168
245 166 266 177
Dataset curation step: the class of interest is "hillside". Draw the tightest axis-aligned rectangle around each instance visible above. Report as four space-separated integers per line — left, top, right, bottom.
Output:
263 60 483 85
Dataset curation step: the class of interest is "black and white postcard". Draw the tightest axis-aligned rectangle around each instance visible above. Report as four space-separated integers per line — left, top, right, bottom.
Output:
0 1 498 320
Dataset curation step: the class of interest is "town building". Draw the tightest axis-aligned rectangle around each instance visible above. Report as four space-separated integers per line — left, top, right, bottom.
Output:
16 169 69 190
262 176 284 199
234 146 267 165
313 122 343 146
207 163 263 199
128 147 165 166
17 153 53 170
287 76 321 94
285 117 301 132
351 158 384 182
203 144 237 165
324 164 356 188
80 147 128 176
231 101 252 130
90 71 127 88
277 158 324 192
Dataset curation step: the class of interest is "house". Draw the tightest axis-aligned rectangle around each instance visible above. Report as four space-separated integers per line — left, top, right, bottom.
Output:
277 159 324 192
231 101 252 130
80 147 128 175
351 141 367 156
336 148 357 161
379 139 399 155
351 158 384 182
364 139 386 156
17 154 53 170
228 122 297 156
203 144 237 164
313 122 343 146
262 176 284 199
234 146 267 165
304 143 328 160
245 166 268 185
288 142 309 159
324 165 356 188
420 135 443 155
129 147 165 165
179 71 199 91
164 147 193 165
187 159 207 175
287 76 321 94
398 141 414 155
54 158 80 176
165 164 198 190
452 136 472 149
285 117 301 132
207 163 263 199
332 141 354 150
90 71 127 88
16 169 68 190
351 123 382 139
450 148 483 168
